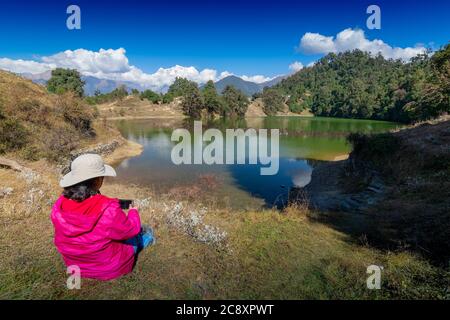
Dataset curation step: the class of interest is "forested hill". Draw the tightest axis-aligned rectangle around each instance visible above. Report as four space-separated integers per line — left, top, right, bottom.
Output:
275 45 450 123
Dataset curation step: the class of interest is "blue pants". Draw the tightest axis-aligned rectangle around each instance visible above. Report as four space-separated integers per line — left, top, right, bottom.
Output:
125 226 155 254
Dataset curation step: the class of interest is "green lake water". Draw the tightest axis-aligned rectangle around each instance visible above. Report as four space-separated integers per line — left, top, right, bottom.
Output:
113 116 400 209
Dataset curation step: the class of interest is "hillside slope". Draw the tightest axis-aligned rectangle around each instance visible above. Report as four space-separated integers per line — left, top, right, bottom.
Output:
275 46 449 123
301 117 450 265
97 95 184 119
21 71 146 96
0 71 127 162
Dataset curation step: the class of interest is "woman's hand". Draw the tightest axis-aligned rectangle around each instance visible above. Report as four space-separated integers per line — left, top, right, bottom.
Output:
130 201 139 211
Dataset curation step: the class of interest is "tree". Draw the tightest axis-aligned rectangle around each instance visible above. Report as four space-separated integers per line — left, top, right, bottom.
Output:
181 83 204 118
47 68 85 97
109 85 128 101
202 80 222 115
168 77 195 97
162 92 175 104
287 86 313 113
222 85 249 117
429 44 450 115
140 89 161 104
261 88 284 115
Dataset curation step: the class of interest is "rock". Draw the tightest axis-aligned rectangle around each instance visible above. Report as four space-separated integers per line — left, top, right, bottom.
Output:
0 187 13 198
58 140 122 174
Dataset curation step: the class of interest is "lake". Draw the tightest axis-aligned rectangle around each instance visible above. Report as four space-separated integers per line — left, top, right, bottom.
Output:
112 116 400 209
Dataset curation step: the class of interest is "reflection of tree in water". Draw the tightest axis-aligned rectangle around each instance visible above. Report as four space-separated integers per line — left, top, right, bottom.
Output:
178 118 249 131
113 118 398 209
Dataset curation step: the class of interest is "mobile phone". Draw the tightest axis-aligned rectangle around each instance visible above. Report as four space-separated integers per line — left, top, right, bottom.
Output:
119 199 133 210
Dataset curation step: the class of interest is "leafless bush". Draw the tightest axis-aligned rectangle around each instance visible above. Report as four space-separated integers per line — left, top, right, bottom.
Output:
164 203 228 247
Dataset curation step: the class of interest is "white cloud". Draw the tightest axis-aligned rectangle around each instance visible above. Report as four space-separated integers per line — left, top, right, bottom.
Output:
240 74 274 83
42 48 131 74
0 48 277 91
0 58 54 74
289 61 304 72
298 28 427 61
40 48 219 89
299 33 335 54
218 71 233 79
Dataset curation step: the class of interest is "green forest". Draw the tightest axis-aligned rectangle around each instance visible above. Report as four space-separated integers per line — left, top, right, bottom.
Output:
276 44 450 123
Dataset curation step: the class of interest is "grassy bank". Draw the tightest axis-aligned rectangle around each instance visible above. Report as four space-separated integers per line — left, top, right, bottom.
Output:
0 153 447 299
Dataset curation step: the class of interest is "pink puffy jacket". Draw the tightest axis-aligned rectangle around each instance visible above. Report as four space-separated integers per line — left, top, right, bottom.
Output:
51 194 141 281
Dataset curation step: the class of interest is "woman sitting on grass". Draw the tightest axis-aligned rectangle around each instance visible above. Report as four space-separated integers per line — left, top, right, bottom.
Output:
51 153 155 281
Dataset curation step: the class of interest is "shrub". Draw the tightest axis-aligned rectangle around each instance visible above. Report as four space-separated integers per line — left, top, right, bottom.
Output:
0 118 28 154
42 125 78 162
57 94 95 137
16 100 51 126
20 144 42 161
140 90 161 104
162 92 175 104
0 101 4 120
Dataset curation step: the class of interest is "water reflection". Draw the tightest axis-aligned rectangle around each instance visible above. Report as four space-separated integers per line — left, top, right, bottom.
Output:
113 117 399 208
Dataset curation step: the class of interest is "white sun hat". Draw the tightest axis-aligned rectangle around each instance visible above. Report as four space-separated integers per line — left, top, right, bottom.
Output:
60 154 117 188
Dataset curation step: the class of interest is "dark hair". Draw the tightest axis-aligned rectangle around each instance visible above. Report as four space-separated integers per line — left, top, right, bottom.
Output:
62 178 99 202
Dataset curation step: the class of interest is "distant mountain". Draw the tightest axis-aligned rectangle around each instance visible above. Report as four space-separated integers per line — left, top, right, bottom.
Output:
213 76 261 96
81 76 144 96
260 75 286 89
20 71 286 97
20 72 146 96
20 71 52 85
213 75 286 96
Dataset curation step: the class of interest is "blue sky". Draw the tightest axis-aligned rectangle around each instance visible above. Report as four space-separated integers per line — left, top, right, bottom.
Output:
0 0 449 88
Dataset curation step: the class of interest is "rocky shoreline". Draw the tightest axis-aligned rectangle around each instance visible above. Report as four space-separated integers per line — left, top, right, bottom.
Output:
58 136 143 175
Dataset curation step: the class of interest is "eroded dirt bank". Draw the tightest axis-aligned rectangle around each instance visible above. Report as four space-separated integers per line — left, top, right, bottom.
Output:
292 117 450 266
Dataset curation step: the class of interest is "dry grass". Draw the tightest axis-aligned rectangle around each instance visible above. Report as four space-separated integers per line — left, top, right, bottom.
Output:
97 96 185 120
0 71 100 162
0 159 447 299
